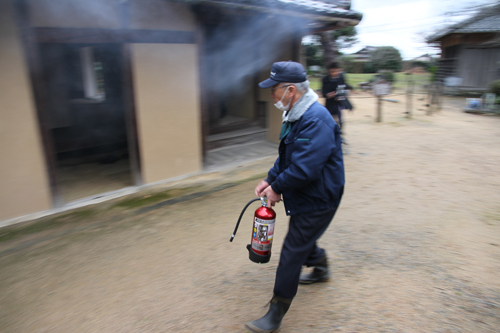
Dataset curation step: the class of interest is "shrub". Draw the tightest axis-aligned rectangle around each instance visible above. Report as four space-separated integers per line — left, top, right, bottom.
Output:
370 71 396 84
381 71 395 83
488 80 500 95
363 62 376 73
428 66 438 82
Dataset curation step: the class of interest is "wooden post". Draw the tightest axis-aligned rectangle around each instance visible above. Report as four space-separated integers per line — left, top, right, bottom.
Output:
406 72 413 118
436 82 442 111
372 80 389 122
376 95 382 122
426 83 433 116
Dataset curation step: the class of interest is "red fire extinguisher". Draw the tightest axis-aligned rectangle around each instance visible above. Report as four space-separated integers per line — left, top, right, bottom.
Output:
230 197 276 264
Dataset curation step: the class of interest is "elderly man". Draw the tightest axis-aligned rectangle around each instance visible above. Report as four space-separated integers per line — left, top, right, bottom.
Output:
246 61 345 332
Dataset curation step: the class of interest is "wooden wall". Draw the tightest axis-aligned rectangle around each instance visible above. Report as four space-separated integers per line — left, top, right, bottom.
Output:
456 47 500 88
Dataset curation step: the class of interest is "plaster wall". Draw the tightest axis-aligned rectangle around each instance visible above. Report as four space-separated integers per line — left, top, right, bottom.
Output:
0 0 52 221
131 44 202 184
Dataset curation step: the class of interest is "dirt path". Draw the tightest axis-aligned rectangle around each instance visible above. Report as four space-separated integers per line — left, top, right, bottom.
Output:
0 94 499 332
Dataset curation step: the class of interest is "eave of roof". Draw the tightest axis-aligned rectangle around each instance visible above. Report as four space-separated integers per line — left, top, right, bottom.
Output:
178 0 362 28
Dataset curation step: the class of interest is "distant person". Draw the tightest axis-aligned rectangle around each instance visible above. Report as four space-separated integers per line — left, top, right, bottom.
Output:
322 62 353 143
248 61 345 332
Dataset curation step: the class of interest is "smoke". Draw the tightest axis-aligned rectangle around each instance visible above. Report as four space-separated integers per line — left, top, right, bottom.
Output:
202 9 312 95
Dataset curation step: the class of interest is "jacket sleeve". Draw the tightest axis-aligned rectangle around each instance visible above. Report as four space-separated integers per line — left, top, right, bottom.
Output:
271 116 336 194
265 156 280 184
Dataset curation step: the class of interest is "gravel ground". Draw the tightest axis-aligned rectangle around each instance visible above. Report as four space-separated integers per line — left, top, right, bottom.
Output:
0 94 499 332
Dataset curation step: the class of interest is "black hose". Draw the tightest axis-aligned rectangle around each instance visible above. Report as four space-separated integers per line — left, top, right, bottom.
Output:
230 198 261 242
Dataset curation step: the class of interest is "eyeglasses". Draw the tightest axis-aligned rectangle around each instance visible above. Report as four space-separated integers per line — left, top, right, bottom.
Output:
270 85 291 92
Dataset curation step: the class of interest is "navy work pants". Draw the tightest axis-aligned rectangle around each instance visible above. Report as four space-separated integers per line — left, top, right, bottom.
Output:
273 206 338 299
327 104 343 130
333 109 342 131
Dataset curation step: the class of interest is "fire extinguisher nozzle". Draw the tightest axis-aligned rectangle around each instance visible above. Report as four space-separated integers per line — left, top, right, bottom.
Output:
230 198 261 242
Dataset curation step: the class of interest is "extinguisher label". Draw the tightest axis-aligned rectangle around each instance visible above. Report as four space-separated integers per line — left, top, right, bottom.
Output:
254 217 274 225
251 218 275 252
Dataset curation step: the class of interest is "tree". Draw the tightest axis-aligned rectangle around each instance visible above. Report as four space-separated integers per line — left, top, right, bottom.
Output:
339 55 363 73
319 26 358 68
303 39 323 68
369 46 403 72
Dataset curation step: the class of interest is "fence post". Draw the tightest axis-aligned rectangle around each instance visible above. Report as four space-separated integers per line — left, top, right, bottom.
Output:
406 72 413 118
373 80 389 122
436 82 443 111
376 95 382 122
427 83 433 115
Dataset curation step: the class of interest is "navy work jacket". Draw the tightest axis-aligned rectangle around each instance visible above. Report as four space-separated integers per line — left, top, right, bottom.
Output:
266 101 345 216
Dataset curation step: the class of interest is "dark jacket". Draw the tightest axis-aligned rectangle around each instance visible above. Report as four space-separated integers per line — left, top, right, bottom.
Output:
322 73 353 113
266 101 345 216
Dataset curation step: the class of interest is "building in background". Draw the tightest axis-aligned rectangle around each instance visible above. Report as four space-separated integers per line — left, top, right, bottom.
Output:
0 0 362 223
410 54 434 63
349 46 377 62
341 46 377 73
428 3 500 92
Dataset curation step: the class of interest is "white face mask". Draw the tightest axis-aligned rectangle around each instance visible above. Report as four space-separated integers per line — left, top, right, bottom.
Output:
274 86 292 112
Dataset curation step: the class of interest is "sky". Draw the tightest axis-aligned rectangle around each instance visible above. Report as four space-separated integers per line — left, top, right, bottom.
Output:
338 0 497 60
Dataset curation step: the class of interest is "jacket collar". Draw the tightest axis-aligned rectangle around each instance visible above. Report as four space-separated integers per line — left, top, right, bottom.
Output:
282 88 318 124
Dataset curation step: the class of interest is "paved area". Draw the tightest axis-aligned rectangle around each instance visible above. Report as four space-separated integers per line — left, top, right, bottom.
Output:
205 139 278 171
0 94 499 332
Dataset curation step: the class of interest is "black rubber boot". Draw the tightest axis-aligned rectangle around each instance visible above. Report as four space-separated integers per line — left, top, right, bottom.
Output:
245 295 292 333
299 256 330 284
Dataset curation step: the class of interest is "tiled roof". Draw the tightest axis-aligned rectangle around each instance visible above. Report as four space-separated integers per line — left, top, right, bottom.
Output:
428 5 500 41
454 14 500 33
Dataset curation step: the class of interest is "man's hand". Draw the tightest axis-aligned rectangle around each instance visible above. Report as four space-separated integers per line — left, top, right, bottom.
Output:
261 186 281 208
255 180 270 197
326 91 336 99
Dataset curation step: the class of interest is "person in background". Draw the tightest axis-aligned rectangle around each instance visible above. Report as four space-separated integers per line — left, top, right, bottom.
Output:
322 62 353 143
247 61 345 333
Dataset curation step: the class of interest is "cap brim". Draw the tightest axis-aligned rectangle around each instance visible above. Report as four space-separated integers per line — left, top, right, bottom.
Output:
258 78 279 89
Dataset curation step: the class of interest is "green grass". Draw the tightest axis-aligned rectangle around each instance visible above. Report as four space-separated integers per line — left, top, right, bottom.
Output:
310 78 322 91
310 72 431 92
111 185 208 209
112 190 174 209
483 211 500 225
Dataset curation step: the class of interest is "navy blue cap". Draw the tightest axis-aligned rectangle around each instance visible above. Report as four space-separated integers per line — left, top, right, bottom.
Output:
259 61 307 89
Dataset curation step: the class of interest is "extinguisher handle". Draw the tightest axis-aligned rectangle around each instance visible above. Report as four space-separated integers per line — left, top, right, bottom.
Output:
230 198 262 242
